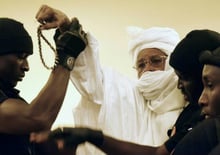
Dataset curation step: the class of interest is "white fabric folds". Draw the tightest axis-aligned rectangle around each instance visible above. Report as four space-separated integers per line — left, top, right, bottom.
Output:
137 70 181 114
70 31 185 155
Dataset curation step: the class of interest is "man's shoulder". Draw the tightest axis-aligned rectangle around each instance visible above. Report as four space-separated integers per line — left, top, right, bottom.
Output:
174 103 203 132
197 117 220 142
0 87 25 104
172 118 219 155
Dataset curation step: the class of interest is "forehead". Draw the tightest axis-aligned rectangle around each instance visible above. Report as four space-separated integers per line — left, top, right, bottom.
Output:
174 69 193 80
0 52 30 60
203 64 220 80
175 69 185 78
136 48 166 61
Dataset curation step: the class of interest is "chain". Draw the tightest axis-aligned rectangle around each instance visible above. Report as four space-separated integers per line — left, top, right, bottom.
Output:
37 26 58 70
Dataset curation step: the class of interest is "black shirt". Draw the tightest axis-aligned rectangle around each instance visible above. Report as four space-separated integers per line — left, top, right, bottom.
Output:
0 86 59 155
164 103 204 153
173 118 220 155
209 143 220 155
0 87 37 155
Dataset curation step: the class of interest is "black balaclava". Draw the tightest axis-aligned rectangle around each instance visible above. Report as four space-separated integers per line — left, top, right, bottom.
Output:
169 29 220 104
0 18 33 55
169 29 220 74
200 47 220 67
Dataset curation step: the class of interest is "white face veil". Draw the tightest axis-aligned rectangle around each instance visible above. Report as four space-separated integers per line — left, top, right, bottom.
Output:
127 26 182 112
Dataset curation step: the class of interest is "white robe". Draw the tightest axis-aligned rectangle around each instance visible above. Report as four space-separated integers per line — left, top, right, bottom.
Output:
70 33 186 155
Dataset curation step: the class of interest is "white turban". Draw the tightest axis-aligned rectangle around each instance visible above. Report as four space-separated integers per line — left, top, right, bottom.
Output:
127 26 180 70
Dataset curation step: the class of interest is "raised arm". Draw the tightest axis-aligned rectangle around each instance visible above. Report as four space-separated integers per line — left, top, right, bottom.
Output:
0 11 87 134
36 4 105 104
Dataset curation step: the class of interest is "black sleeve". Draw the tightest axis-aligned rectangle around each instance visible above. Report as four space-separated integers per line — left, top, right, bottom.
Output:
164 125 190 153
209 143 220 155
164 105 203 153
0 89 8 104
173 118 218 155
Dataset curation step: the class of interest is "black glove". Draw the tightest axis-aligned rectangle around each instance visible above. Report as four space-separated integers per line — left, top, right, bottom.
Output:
54 18 88 70
49 127 103 149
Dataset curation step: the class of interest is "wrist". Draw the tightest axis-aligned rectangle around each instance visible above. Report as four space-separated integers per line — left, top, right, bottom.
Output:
55 29 87 60
87 129 104 147
59 18 71 33
55 51 75 71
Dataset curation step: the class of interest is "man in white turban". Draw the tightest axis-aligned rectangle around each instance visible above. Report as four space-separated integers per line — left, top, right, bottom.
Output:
69 26 186 155
37 5 186 155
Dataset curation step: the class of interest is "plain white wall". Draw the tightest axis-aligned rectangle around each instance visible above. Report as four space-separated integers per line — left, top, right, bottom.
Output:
1 0 220 128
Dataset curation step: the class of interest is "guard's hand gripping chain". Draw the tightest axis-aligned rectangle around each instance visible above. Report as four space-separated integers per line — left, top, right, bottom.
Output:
37 27 57 70
37 18 88 71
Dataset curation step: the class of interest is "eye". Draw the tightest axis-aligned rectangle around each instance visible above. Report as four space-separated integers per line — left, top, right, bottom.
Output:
151 57 163 64
137 62 146 69
16 53 28 59
206 81 213 89
150 56 166 66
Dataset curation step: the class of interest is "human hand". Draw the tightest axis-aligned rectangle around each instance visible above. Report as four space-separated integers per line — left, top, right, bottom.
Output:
30 130 76 155
53 17 87 70
36 4 71 32
30 130 50 143
49 127 89 149
55 17 87 58
170 126 176 137
49 127 104 150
